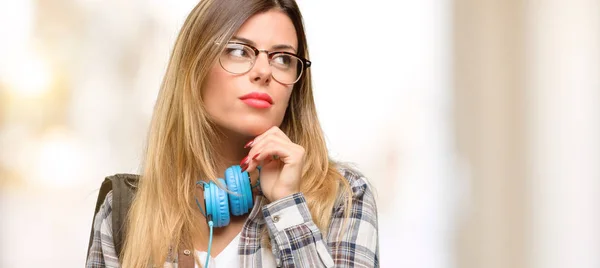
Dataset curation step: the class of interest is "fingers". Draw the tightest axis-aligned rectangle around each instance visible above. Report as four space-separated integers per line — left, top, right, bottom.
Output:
243 135 290 173
238 126 306 202
244 126 291 148
240 126 303 173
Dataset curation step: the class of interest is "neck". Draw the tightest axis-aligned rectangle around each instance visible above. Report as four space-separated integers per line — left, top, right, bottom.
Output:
209 127 259 187
212 128 250 170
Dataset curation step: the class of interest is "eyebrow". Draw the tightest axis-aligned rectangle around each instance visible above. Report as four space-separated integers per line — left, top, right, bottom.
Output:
231 36 297 53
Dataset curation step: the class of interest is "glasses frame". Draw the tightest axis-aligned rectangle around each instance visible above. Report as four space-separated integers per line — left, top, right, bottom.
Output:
218 41 312 85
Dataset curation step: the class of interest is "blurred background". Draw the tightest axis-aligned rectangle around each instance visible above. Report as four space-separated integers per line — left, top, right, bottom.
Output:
0 0 598 267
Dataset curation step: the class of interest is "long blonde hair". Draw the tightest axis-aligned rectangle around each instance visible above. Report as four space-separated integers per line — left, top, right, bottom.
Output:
121 0 352 267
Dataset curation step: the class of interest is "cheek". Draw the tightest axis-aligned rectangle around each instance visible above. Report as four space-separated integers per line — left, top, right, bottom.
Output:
203 65 231 105
274 88 293 117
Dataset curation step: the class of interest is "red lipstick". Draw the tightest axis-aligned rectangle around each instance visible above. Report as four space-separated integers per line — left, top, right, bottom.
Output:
239 92 273 109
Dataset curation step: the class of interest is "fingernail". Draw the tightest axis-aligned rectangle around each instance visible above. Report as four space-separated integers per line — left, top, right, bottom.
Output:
252 154 260 160
241 164 248 172
240 156 249 166
244 140 254 148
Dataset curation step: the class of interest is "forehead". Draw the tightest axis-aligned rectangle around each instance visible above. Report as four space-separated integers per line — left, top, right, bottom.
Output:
234 9 298 50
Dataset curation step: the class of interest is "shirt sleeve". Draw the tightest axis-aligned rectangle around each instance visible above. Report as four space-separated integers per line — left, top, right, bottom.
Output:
262 170 379 267
86 191 122 268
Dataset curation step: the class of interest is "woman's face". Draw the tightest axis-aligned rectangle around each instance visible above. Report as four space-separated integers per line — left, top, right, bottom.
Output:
202 9 298 138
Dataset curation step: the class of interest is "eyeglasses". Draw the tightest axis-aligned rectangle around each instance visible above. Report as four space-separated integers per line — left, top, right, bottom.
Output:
218 42 311 85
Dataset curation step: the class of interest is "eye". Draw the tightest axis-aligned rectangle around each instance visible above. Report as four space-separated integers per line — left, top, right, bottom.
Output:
224 44 254 60
271 54 295 69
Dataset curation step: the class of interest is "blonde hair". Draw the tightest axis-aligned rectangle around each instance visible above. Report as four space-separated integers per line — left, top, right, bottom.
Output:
120 0 352 267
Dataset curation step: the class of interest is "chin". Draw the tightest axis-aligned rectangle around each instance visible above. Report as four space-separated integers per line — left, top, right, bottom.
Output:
240 123 274 136
214 113 284 137
216 122 275 138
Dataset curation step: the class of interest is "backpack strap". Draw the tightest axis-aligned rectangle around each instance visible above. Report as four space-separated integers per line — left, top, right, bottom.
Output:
86 174 139 262
108 174 139 257
178 249 195 268
86 174 194 268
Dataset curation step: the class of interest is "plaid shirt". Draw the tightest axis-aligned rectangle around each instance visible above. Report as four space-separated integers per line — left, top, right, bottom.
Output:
86 167 379 267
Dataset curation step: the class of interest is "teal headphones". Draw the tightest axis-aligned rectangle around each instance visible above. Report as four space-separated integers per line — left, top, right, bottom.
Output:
195 165 260 227
194 165 260 267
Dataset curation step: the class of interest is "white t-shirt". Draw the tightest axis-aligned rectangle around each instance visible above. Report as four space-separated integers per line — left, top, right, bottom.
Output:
194 232 276 268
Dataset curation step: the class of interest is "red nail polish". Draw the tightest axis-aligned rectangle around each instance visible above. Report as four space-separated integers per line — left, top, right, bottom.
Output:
252 154 260 160
244 140 254 148
241 163 248 172
240 156 249 166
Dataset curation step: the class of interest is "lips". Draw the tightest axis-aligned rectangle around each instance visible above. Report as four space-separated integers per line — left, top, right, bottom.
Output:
239 92 273 109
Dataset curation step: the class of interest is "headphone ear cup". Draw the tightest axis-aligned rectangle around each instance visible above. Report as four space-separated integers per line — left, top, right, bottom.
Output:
225 165 253 216
204 179 230 227
240 167 253 210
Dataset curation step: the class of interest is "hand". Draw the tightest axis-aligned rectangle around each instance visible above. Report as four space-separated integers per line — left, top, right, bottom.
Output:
240 126 305 202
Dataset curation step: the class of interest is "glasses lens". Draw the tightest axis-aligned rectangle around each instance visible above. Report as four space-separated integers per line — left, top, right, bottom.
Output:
271 53 303 85
220 43 255 74
219 43 306 84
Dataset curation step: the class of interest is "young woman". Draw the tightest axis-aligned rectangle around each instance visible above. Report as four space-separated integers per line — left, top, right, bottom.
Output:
86 0 379 267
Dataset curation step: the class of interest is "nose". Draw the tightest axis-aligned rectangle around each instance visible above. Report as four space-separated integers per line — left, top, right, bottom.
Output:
249 52 272 84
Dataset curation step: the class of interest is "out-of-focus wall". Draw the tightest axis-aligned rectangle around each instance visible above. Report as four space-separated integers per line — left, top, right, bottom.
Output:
0 1 200 266
526 1 600 267
453 0 528 267
453 0 600 268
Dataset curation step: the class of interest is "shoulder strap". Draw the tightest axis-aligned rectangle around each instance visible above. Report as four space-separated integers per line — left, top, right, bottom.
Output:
178 249 195 268
108 174 139 257
86 173 139 262
86 174 195 268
